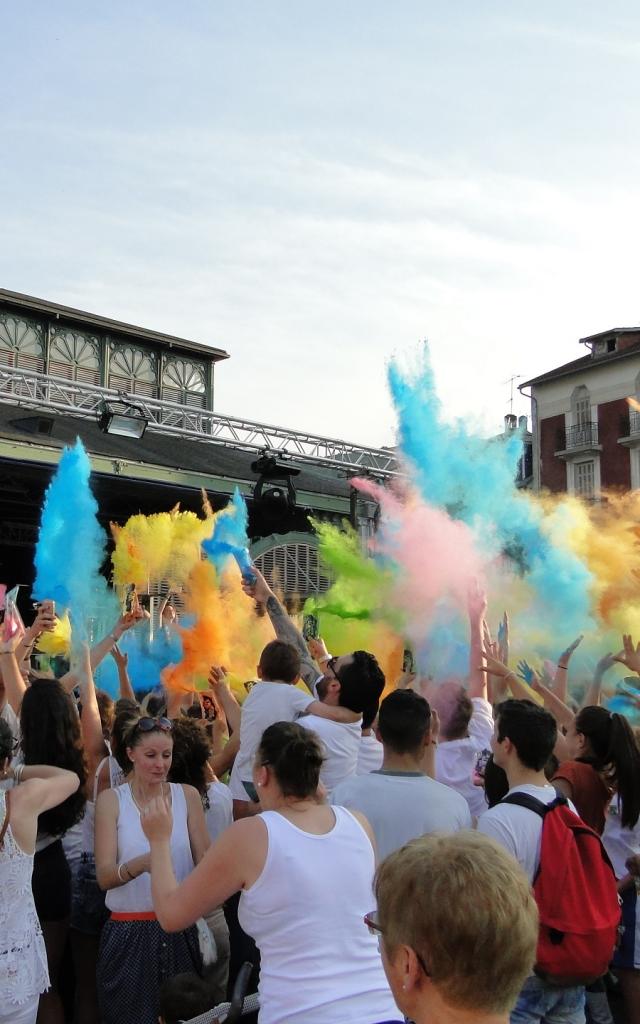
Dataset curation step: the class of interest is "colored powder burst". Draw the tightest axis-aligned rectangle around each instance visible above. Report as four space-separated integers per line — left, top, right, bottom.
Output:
304 519 396 624
312 611 404 694
163 560 230 693
202 488 252 576
95 625 183 698
162 559 275 694
388 345 595 652
354 478 485 672
112 506 214 592
33 439 119 643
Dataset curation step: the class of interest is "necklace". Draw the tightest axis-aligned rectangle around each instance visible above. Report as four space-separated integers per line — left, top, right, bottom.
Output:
129 780 166 814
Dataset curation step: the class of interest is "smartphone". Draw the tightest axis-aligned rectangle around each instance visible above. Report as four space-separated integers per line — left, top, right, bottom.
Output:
124 584 136 613
402 648 415 674
302 614 319 641
473 748 492 782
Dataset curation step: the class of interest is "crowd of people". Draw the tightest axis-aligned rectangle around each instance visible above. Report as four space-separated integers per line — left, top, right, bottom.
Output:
1 565 639 1024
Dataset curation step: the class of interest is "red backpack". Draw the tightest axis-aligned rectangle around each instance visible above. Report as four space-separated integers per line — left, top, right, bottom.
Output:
502 793 621 985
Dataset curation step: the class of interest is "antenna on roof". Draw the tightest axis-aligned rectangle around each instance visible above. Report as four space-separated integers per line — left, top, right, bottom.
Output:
503 375 522 414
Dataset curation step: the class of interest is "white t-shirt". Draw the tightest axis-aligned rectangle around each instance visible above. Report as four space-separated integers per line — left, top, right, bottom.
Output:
602 795 640 880
436 697 494 821
205 781 233 843
229 682 315 800
300 715 363 795
356 732 384 775
331 770 471 862
477 783 574 883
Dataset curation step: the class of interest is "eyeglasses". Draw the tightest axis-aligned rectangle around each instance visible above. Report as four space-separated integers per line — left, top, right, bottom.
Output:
327 657 342 680
364 911 430 976
133 716 173 735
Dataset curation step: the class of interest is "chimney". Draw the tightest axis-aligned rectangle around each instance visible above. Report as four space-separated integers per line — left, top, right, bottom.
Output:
518 415 528 432
504 414 517 432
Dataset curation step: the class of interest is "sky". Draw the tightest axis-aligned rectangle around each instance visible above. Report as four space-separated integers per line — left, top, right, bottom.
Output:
3 1 640 447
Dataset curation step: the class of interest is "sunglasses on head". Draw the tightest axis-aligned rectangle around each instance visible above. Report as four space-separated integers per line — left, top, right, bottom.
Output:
133 716 173 735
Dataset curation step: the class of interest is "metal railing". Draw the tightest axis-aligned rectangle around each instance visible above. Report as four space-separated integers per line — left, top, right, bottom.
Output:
629 410 640 437
563 421 599 450
0 364 399 478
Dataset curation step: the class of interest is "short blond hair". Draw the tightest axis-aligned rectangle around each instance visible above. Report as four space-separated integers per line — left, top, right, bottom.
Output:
375 831 538 1015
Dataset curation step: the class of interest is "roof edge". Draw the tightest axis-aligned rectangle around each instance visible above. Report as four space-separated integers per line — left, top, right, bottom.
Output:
0 288 230 361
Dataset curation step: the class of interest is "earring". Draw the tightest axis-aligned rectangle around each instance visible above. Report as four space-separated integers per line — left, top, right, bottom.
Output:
256 782 262 788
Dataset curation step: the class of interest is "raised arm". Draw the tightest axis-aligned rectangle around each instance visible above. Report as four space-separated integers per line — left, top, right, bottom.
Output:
208 669 242 735
467 583 488 700
111 644 136 703
581 652 615 709
242 568 318 694
552 636 583 702
90 606 149 672
77 645 108 773
141 797 266 931
0 637 27 715
16 601 56 666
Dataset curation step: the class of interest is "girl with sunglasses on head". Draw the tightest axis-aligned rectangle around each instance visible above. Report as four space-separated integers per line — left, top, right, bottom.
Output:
94 713 210 1024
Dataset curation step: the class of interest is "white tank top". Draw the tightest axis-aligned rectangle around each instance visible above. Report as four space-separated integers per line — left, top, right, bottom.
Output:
238 806 398 1024
106 783 194 912
0 789 50 1007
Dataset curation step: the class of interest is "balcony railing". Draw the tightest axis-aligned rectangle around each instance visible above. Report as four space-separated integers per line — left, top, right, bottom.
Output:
563 422 599 450
629 410 640 437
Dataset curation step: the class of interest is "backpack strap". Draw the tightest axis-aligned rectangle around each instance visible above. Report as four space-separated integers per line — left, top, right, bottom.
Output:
501 792 568 816
0 789 11 849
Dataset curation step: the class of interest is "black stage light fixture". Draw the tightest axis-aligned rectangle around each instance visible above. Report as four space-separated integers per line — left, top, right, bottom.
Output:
251 453 300 510
98 399 149 440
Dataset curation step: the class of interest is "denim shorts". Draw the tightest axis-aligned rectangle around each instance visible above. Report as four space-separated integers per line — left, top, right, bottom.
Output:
510 975 585 1024
70 852 109 936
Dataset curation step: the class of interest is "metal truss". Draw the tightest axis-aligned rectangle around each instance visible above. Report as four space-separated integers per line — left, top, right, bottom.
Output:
0 365 399 478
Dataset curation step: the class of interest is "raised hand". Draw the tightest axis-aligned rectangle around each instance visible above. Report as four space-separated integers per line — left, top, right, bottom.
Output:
111 643 128 669
517 659 536 685
478 645 513 680
308 637 329 664
467 579 488 623
0 632 22 656
208 665 229 689
594 652 616 680
613 635 640 676
241 565 271 604
497 612 509 665
558 635 583 669
140 795 173 843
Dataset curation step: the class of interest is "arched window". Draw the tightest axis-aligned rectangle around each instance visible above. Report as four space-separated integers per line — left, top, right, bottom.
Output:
571 385 591 428
49 328 101 385
162 356 207 408
0 314 45 372
109 344 158 398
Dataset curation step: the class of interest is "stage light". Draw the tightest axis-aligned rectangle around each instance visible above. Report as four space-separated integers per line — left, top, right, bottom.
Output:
98 400 148 439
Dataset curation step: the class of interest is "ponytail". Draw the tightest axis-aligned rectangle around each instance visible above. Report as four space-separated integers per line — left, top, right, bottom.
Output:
576 706 640 828
607 713 640 829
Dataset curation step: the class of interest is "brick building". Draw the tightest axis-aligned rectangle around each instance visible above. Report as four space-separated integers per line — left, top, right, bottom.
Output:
520 328 640 498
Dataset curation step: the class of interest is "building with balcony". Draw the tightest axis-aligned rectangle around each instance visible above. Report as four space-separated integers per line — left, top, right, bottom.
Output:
520 328 640 498
0 289 397 600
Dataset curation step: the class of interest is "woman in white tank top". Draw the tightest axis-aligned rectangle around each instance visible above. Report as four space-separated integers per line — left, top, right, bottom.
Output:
0 714 80 1024
94 714 210 1024
141 721 402 1024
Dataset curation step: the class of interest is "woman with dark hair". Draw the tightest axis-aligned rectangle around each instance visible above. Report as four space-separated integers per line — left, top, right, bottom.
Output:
169 716 232 1003
0 713 81 1024
94 713 210 1024
141 721 400 1024
553 705 640 834
19 670 87 1024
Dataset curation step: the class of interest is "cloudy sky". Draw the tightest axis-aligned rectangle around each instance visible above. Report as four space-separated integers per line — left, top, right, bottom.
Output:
3 1 640 446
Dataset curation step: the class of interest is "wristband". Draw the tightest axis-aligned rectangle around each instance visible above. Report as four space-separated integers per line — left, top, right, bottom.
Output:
317 653 332 663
